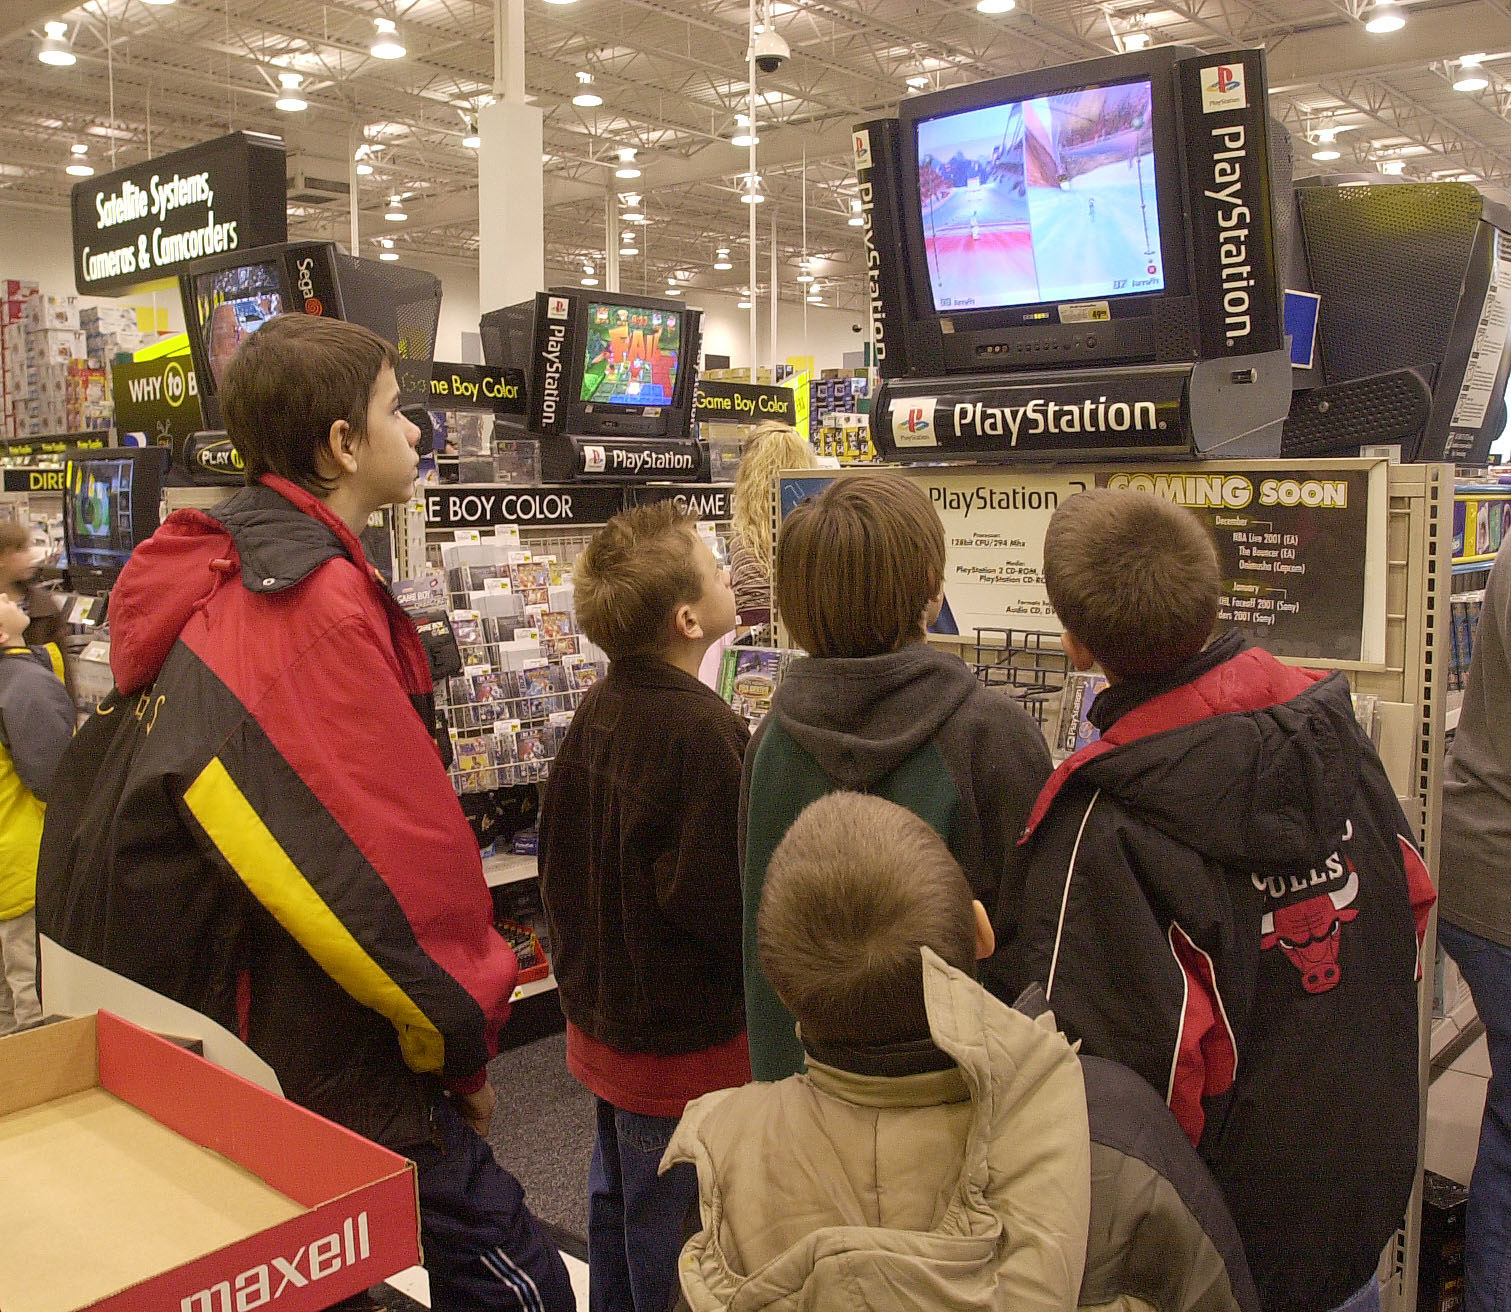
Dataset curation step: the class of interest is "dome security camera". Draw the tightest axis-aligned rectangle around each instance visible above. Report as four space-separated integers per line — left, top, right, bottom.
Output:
851 323 863 333
750 28 790 74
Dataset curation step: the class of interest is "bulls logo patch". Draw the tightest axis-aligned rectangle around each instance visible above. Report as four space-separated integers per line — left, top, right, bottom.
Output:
1255 820 1360 994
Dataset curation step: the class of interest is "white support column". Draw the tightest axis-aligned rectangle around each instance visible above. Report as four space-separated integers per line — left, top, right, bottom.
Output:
479 0 544 309
769 205 778 374
348 123 360 256
606 186 620 292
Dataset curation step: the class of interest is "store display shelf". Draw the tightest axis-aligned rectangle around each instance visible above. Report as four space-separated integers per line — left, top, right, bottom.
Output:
484 851 539 888
1445 689 1465 735
1431 992 1481 1061
512 974 556 1002
1453 560 1495 575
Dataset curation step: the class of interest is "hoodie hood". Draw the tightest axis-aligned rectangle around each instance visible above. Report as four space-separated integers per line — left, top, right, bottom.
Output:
772 644 981 790
665 948 1090 1312
109 478 355 695
1073 660 1361 873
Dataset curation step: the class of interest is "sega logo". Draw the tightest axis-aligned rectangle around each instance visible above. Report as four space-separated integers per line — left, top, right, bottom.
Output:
1201 62 1247 113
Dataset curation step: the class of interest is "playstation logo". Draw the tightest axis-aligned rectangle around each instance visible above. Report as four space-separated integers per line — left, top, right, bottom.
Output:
1201 62 1247 113
892 397 939 448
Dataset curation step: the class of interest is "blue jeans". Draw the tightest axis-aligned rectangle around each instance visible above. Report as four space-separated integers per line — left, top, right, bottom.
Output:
1441 920 1511 1312
587 1098 698 1312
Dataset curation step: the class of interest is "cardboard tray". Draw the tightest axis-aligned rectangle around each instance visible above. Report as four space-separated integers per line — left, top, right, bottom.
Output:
0 1012 420 1312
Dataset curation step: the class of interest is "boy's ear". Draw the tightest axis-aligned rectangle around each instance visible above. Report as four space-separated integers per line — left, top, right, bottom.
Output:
322 418 360 479
670 601 703 644
972 900 995 961
1059 629 1098 672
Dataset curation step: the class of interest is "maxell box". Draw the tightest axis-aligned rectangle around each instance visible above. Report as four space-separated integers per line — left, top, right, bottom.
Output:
0 1012 421 1312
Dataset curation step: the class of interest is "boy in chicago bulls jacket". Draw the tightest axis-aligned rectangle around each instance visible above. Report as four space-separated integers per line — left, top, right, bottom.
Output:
988 488 1436 1312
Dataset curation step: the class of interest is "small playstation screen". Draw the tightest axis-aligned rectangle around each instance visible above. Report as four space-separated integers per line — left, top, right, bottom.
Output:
579 303 683 408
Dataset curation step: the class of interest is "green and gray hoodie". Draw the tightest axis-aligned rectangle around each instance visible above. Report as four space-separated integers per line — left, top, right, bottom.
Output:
739 643 1052 1081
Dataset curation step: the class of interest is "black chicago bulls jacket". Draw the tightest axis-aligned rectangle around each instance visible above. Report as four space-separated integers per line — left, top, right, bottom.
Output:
988 631 1435 1312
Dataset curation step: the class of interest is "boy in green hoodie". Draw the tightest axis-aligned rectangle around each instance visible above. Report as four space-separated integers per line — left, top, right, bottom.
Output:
740 471 1051 1080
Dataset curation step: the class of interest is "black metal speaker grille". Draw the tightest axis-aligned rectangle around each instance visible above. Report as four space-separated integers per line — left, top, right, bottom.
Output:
1298 184 1480 382
1153 296 1199 360
332 253 443 404
1280 369 1432 457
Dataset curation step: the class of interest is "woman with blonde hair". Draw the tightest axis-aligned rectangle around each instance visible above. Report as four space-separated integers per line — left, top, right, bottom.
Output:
728 421 819 615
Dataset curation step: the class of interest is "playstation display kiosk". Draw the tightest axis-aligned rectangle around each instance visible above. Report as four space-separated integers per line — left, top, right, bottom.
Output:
849 43 1455 1312
481 289 708 483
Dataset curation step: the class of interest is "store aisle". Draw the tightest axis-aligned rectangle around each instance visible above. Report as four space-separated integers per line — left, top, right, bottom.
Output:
1427 1033 1491 1184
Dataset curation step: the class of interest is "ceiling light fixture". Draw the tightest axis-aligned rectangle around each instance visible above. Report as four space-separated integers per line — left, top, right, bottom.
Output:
371 18 406 59
581 275 599 285
385 194 408 221
380 251 400 261
1363 1 1405 33
796 272 815 283
615 147 641 179
906 73 930 89
1454 54 1489 92
731 133 760 147
1311 147 1340 161
462 117 481 149
976 0 1016 13
1123 30 1152 50
357 161 374 175
847 197 864 226
37 21 75 66
665 287 683 295
714 259 733 270
714 246 733 270
737 299 753 308
573 71 603 108
381 237 395 248
275 71 308 112
1380 159 1406 174
141 0 177 6
620 244 639 256
65 147 93 177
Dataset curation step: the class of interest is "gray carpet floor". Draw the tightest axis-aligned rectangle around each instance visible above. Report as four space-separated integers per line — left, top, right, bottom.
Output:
486 1029 595 1248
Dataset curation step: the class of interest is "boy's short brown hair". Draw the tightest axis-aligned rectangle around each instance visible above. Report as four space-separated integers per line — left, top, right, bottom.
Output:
573 500 704 660
759 792 977 1046
775 472 944 657
1042 487 1221 679
220 315 399 493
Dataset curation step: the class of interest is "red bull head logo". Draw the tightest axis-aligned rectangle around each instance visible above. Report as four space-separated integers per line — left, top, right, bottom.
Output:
1260 867 1359 993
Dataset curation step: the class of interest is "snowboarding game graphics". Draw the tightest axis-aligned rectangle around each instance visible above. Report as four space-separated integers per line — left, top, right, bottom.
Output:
917 79 1165 312
579 302 683 407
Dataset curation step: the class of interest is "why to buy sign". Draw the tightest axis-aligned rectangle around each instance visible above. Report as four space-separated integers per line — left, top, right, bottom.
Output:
71 131 287 297
111 356 203 447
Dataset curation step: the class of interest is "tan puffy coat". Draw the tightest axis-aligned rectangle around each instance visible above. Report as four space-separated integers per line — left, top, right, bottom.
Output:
663 948 1091 1312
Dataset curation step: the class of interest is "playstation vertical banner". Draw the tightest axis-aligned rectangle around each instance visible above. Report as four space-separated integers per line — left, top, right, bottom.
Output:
1176 49 1284 360
853 118 913 380
528 290 576 436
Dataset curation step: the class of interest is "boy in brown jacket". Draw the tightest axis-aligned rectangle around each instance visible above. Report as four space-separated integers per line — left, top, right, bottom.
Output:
539 501 750 1312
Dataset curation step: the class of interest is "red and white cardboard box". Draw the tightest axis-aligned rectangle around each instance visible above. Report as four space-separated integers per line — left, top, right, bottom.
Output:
0 1012 421 1312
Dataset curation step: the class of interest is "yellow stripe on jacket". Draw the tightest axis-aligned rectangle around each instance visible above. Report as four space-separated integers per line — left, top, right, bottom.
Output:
183 756 445 1072
0 745 43 920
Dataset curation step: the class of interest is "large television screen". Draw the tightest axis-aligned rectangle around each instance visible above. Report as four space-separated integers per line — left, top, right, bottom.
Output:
193 261 284 386
580 302 683 408
916 78 1165 312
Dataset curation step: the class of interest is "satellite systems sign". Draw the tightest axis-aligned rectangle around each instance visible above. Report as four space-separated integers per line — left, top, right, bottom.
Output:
71 132 287 297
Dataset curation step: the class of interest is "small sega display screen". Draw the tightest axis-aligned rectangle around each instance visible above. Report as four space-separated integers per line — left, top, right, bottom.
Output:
579 302 683 408
194 262 284 386
915 77 1165 312
67 457 138 570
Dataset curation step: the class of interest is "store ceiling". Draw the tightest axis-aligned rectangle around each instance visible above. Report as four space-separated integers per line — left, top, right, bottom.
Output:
6 0 1511 315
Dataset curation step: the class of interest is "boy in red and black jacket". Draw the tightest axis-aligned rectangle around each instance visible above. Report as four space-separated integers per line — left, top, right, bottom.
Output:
38 315 573 1312
540 502 749 1312
989 488 1436 1312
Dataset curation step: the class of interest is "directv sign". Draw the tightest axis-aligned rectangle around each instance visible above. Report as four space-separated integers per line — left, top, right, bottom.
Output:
71 132 287 297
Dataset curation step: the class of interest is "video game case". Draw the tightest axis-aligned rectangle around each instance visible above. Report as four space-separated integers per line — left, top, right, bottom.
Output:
1051 672 1110 761
391 574 447 614
717 647 792 728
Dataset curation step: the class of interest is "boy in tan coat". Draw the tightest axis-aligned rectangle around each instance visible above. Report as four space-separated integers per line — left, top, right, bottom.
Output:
664 793 1259 1312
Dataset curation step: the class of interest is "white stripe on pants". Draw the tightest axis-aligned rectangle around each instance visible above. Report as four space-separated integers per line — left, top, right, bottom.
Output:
0 910 40 1035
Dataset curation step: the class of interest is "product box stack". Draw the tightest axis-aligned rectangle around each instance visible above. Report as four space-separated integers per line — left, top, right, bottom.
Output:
3 293 114 439
808 370 869 438
817 411 876 463
0 280 39 440
82 302 169 362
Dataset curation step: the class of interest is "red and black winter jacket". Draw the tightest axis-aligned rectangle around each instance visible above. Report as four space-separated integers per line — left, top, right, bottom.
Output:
989 631 1435 1312
37 477 516 1150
